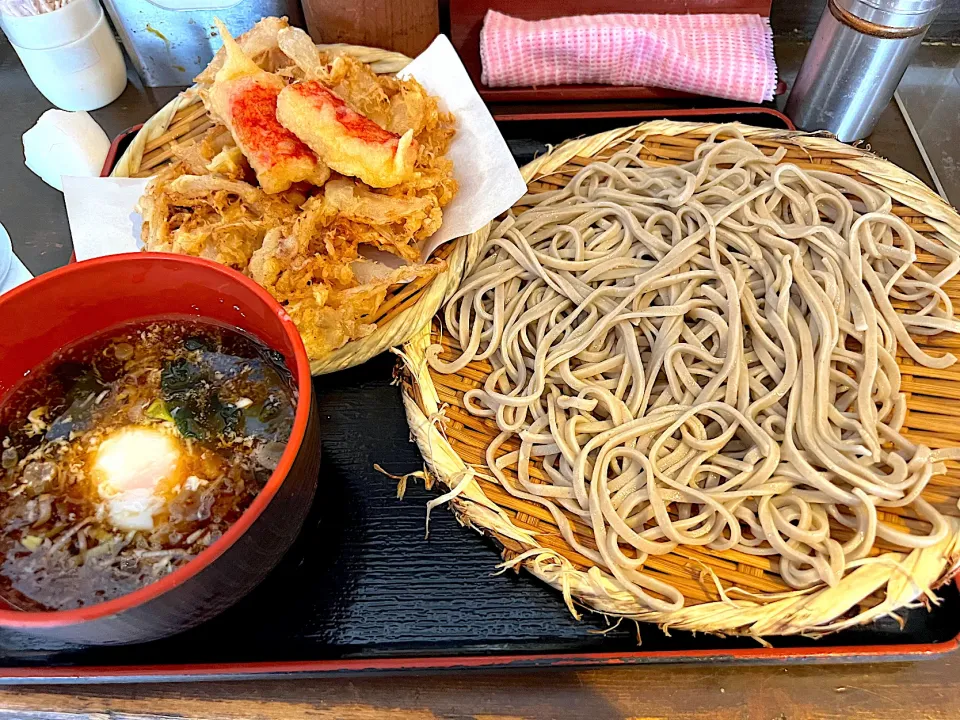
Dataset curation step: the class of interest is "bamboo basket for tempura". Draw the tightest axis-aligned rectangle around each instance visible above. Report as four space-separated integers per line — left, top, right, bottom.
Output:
110 44 470 376
398 120 960 638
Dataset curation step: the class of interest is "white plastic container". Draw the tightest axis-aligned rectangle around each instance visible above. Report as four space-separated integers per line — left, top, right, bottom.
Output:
0 0 127 111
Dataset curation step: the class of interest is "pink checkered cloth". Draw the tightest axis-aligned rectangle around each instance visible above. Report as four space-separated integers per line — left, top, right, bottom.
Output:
480 10 777 103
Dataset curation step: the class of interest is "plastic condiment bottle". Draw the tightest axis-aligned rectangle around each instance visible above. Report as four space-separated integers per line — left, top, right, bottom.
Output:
0 0 127 111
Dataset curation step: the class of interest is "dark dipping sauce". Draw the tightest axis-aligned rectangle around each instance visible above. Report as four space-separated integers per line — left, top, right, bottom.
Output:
0 319 297 611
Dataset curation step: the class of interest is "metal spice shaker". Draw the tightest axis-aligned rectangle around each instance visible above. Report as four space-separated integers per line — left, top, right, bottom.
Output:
784 0 944 142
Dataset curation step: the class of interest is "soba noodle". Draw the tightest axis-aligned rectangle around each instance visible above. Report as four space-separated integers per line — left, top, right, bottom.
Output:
428 127 960 612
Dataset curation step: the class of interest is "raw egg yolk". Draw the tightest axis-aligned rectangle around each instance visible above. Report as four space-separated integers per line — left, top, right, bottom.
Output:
91 427 183 532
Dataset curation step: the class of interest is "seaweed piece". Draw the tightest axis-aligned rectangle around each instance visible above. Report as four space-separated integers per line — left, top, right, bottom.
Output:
161 358 212 439
183 336 211 352
45 364 109 442
160 358 206 395
160 358 243 441
207 395 243 437
169 405 206 439
260 395 282 422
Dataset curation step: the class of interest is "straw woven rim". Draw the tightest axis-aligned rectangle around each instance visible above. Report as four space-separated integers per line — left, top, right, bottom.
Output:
110 42 470 376
399 120 960 638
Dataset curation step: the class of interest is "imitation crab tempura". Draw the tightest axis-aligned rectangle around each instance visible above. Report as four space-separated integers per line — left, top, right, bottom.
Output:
205 20 329 194
277 81 417 188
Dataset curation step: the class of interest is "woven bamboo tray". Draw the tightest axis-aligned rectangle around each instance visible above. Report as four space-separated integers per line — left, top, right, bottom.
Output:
111 43 470 376
399 120 960 638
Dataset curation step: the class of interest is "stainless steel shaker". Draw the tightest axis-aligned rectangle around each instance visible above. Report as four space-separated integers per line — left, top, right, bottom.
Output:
785 0 944 142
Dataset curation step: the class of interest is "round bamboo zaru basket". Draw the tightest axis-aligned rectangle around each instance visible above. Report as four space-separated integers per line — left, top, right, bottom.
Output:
398 120 960 638
111 43 470 376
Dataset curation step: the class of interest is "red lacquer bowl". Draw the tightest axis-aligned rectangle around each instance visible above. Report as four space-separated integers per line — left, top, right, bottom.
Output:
0 253 321 645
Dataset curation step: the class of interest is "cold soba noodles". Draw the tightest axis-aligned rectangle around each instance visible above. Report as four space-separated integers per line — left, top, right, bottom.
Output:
432 127 960 612
0 320 297 611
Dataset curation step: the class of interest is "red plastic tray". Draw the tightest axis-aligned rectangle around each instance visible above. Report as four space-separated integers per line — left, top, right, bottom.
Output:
31 107 960 685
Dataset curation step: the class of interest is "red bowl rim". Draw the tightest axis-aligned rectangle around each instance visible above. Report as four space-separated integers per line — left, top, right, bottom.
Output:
0 253 314 628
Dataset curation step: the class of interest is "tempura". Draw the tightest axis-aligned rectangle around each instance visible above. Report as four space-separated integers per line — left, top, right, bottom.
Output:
139 18 457 360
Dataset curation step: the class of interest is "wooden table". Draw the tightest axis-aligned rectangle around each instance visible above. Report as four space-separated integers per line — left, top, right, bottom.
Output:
4 35 960 720
0 657 958 719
